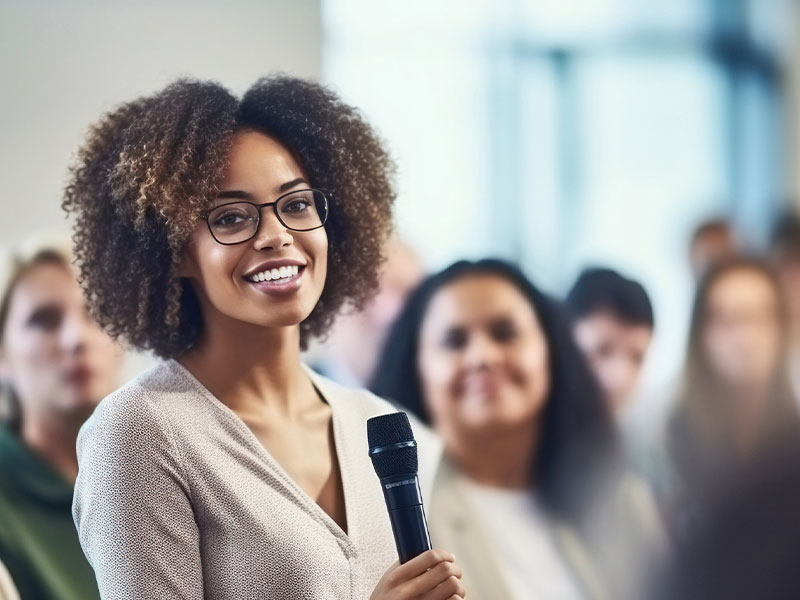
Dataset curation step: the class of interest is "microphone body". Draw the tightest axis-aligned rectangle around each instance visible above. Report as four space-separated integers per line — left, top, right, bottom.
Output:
367 412 432 564
378 472 432 563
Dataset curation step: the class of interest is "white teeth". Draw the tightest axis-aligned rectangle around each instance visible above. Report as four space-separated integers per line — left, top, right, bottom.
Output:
249 265 302 283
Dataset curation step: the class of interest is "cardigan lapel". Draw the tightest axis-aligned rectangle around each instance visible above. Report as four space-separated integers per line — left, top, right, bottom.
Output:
549 520 611 600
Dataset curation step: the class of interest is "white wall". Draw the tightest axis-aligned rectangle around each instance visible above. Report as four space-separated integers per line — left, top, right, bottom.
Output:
0 0 321 248
783 1 800 204
323 0 499 270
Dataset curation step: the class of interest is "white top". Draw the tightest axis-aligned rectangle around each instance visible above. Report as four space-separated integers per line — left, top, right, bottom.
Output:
0 559 19 600
460 478 585 600
72 360 440 599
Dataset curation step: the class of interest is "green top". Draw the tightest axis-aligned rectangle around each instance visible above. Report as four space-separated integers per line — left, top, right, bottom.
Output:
0 426 99 600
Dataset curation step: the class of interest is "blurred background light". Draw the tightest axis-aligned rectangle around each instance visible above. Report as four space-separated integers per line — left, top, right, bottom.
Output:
323 0 798 425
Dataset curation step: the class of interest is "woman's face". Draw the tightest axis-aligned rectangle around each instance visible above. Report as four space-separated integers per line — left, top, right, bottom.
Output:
0 262 122 420
417 274 551 435
702 268 783 390
179 130 328 335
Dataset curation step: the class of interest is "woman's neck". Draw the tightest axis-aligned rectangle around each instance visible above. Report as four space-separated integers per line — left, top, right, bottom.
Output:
179 318 314 417
20 410 83 484
445 419 540 490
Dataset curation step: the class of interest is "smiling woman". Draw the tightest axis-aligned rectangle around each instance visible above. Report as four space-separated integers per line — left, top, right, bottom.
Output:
371 259 664 599
63 76 466 600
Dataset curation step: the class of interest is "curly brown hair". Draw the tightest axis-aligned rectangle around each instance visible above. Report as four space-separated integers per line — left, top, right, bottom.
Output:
63 76 396 358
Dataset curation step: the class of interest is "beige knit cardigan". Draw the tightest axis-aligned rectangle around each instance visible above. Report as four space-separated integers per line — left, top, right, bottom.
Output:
73 360 441 600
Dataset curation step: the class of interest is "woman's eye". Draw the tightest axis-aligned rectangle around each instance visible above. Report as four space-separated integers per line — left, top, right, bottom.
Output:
283 199 311 214
27 307 62 331
441 329 467 350
491 321 517 342
214 212 248 227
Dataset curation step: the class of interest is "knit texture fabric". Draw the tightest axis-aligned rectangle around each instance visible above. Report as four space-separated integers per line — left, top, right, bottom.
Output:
73 360 440 599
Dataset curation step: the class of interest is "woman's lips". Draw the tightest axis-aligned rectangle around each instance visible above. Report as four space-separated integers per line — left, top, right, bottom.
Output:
246 268 305 295
461 372 507 397
245 264 304 282
63 365 93 385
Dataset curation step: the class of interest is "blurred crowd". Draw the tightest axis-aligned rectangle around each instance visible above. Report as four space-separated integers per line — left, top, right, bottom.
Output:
318 209 800 598
2 209 800 599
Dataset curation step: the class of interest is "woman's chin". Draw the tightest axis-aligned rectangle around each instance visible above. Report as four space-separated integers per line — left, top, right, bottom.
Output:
459 407 532 434
240 304 316 329
54 393 103 419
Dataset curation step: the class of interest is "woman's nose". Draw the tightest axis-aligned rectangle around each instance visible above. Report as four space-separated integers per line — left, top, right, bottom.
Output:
464 334 503 368
59 312 92 353
252 211 294 251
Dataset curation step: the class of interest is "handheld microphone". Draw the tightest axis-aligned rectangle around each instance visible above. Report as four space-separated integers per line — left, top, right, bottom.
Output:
367 412 432 564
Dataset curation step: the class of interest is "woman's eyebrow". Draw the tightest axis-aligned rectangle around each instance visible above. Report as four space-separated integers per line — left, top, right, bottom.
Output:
216 190 255 201
277 177 308 193
215 178 308 201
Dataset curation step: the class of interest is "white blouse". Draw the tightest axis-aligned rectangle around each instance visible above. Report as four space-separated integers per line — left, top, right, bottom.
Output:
460 478 585 600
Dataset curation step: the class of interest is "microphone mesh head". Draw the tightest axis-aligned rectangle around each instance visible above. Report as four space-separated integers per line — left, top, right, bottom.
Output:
367 412 419 478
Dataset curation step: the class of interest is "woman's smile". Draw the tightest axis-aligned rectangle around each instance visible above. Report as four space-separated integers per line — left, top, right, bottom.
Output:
243 258 308 296
246 265 305 295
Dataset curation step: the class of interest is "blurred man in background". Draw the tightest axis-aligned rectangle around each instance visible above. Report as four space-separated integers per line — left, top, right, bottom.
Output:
310 236 425 386
566 267 655 417
689 218 739 282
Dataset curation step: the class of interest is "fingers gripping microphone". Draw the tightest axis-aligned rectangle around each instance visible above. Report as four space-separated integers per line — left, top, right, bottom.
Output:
367 412 432 564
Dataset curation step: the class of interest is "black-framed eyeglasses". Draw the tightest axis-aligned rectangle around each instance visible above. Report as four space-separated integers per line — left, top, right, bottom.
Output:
204 188 329 245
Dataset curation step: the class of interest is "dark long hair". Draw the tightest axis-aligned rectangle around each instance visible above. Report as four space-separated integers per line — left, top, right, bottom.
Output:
370 259 621 518
670 257 798 482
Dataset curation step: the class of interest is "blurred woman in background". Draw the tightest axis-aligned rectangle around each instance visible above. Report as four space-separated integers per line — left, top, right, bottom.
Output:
666 257 799 537
0 244 123 600
372 259 664 600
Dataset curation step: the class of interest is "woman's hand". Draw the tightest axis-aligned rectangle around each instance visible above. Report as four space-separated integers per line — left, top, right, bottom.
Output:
370 549 466 600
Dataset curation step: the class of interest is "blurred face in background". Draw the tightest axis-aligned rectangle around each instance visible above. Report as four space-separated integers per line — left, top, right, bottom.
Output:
417 274 550 441
701 268 783 392
366 239 425 334
690 225 738 281
326 238 424 385
573 311 652 414
772 252 800 339
0 261 122 424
